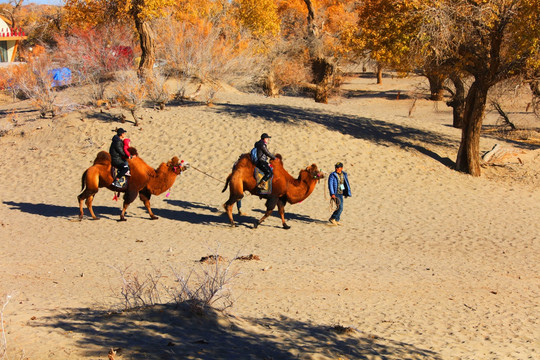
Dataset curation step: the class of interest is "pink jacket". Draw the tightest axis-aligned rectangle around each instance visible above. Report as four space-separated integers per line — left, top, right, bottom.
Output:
123 138 131 158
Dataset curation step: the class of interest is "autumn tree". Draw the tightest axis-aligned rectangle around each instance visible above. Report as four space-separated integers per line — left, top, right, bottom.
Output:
414 0 540 176
0 0 24 29
64 0 174 77
298 0 361 102
356 0 420 84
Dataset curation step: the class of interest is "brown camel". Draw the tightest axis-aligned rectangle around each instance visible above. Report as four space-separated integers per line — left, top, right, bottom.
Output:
78 150 188 221
222 154 324 229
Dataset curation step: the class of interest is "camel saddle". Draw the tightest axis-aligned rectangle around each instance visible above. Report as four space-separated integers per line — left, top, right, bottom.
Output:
111 167 130 190
254 168 272 195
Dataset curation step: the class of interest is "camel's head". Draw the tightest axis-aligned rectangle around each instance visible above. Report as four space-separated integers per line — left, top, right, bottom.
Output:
168 156 190 174
306 164 325 181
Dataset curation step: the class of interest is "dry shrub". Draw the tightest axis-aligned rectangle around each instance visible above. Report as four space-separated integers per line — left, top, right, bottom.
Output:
12 55 61 118
144 71 170 109
0 294 10 359
111 256 239 314
114 267 163 310
0 293 23 360
153 17 264 101
169 257 239 314
110 71 146 126
54 24 135 105
270 55 311 95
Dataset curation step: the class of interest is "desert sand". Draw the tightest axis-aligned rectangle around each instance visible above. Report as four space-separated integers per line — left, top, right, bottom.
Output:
0 73 539 360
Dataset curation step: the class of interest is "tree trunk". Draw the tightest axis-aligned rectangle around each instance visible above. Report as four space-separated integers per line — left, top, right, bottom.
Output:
427 71 445 101
312 57 334 103
376 63 383 84
264 69 279 97
134 16 155 78
455 81 489 176
447 73 465 128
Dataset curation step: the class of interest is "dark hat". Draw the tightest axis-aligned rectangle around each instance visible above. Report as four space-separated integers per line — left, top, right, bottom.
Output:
335 162 344 168
116 128 127 136
261 133 271 139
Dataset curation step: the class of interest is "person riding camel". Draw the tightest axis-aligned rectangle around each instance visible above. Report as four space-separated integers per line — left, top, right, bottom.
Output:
110 128 130 188
254 133 276 189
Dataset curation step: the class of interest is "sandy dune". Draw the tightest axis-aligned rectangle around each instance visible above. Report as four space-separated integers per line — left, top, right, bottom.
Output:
0 74 539 359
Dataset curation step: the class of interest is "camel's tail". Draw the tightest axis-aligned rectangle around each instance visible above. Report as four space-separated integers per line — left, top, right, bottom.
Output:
81 170 88 191
221 173 232 193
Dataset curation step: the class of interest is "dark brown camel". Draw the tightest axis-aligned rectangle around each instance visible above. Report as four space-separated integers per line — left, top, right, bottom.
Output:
222 154 324 229
78 150 188 221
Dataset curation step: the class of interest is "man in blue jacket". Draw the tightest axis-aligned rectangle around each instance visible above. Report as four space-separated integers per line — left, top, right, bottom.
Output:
328 162 351 225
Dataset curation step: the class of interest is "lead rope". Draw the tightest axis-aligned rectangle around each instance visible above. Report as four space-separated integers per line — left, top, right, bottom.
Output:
191 165 226 184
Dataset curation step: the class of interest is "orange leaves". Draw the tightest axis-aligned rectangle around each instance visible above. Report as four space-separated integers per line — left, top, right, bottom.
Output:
233 0 281 39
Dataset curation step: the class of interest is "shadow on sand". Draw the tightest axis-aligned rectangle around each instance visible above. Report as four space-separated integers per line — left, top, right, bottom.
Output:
211 103 457 168
33 304 442 359
3 201 118 220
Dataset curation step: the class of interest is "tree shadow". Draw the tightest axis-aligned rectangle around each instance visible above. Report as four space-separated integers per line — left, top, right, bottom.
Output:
2 201 117 220
210 103 457 168
33 304 441 359
341 89 415 100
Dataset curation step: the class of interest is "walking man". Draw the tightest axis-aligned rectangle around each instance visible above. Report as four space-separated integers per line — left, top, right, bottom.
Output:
328 162 351 225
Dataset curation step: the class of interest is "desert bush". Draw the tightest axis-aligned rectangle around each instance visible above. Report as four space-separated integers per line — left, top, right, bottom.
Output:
144 71 170 109
168 255 239 313
0 294 10 359
0 64 27 100
112 255 239 314
110 71 146 126
54 24 135 106
13 55 61 118
0 293 22 360
153 17 264 101
114 267 164 310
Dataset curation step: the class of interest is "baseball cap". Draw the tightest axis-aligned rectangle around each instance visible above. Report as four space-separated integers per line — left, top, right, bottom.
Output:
261 133 271 139
116 128 127 136
335 162 344 168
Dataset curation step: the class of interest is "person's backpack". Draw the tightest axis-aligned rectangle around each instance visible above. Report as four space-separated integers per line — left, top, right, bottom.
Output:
250 147 258 164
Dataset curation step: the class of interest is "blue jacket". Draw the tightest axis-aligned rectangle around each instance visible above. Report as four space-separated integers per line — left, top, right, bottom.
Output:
328 171 351 197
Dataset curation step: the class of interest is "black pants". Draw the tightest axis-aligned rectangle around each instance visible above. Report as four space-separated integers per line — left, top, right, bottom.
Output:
256 160 272 182
113 160 129 179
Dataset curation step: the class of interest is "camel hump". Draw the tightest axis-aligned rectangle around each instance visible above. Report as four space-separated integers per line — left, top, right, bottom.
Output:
128 147 138 157
93 151 111 165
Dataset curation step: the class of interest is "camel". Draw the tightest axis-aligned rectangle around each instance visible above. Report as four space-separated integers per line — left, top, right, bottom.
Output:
78 150 188 221
222 154 324 229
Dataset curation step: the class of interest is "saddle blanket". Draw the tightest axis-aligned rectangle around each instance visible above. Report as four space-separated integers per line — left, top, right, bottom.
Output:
254 168 272 195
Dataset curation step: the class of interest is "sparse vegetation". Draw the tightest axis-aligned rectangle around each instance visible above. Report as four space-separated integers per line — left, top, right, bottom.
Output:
112 254 239 314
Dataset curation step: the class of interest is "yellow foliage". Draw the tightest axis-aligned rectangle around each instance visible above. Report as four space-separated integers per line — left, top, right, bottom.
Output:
233 0 280 38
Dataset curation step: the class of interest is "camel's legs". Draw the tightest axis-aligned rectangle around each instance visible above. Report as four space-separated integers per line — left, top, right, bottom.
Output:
86 195 98 220
254 197 278 228
78 195 85 220
78 191 98 220
119 191 138 221
277 200 290 229
139 189 158 220
223 199 237 226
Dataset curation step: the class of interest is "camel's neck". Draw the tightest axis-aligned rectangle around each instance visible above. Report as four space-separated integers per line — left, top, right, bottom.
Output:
285 173 318 204
148 165 178 195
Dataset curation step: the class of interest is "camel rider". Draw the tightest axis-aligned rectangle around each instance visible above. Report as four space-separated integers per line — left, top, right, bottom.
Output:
110 128 130 188
254 133 276 189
